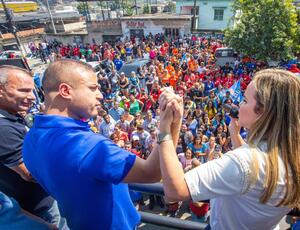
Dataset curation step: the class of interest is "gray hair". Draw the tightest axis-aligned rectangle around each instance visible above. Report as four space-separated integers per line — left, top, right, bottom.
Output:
0 70 8 85
0 65 31 85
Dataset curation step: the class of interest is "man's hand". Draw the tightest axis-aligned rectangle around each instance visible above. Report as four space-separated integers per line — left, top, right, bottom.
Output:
159 88 182 131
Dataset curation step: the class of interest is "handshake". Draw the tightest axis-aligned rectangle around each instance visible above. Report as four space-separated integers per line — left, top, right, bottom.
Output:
158 87 184 134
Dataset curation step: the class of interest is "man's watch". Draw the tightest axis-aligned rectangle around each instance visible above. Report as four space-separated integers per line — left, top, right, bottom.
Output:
157 132 172 144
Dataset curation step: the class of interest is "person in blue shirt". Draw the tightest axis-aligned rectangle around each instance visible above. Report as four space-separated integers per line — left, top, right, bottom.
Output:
109 101 124 122
204 77 215 96
23 59 182 230
0 192 56 230
113 56 123 71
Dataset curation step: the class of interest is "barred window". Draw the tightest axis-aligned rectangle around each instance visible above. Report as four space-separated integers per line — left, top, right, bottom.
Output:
165 28 179 37
214 8 224 21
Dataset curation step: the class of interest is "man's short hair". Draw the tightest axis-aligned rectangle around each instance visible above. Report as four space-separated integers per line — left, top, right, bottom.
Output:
42 59 94 93
0 65 31 85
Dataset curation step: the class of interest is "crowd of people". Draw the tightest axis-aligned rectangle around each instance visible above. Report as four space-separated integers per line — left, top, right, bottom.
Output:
31 33 258 155
0 32 299 230
30 34 262 219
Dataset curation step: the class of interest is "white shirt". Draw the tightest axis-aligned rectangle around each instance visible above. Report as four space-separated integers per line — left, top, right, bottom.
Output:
185 144 290 230
99 120 116 138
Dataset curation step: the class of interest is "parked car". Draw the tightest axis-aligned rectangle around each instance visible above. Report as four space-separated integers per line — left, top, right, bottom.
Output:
215 47 236 67
118 59 150 76
0 50 22 59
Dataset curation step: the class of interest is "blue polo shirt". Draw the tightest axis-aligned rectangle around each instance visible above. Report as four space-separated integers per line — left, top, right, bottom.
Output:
23 115 140 230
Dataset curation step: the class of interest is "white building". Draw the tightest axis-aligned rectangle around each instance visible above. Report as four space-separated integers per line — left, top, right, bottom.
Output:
176 0 234 31
121 14 192 38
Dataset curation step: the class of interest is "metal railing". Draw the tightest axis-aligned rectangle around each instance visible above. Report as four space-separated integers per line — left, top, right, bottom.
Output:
129 183 208 230
129 183 164 196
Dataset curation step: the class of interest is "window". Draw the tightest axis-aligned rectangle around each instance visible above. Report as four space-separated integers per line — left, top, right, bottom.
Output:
165 28 179 37
214 8 224 21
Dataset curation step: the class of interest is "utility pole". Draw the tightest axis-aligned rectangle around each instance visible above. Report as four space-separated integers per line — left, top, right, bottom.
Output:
0 0 25 56
192 0 197 32
134 0 137 15
46 0 57 34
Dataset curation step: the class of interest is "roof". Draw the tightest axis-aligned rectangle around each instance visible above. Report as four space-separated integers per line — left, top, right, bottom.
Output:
0 11 82 23
121 13 192 20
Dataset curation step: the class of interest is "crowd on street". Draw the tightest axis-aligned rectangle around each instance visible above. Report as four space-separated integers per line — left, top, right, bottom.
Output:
1 33 299 229
28 33 261 221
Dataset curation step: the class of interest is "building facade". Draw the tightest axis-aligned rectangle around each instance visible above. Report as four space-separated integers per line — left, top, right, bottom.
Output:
121 14 191 38
176 0 234 31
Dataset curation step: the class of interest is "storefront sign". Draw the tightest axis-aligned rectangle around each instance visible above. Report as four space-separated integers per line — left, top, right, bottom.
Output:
126 21 145 28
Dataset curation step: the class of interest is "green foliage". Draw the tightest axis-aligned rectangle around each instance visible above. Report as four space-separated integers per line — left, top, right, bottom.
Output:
225 0 300 61
124 6 133 16
167 1 176 13
77 3 86 14
122 0 134 16
143 5 151 14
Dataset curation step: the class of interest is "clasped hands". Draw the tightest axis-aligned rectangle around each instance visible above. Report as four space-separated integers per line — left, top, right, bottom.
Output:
158 87 183 134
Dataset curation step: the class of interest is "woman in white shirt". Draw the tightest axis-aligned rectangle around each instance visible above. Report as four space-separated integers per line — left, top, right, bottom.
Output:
158 69 300 230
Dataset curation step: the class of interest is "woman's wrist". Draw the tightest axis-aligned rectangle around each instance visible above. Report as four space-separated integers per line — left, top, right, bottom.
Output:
159 127 171 134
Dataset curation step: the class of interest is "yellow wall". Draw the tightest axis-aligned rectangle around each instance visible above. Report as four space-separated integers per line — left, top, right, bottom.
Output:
0 2 38 13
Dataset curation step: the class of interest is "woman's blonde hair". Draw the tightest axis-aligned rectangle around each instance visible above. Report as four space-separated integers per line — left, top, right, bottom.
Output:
247 69 300 208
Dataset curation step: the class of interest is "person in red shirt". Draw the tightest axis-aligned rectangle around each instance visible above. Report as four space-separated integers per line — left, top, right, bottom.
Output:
114 124 129 142
60 46 66 57
149 81 161 109
288 64 300 74
73 46 80 59
240 78 248 91
160 45 167 57
137 88 152 112
124 141 140 157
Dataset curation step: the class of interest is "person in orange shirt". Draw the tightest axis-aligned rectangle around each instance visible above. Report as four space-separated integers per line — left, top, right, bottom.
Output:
160 69 170 86
169 71 178 89
188 58 198 72
166 63 175 74
175 68 182 81
172 47 178 56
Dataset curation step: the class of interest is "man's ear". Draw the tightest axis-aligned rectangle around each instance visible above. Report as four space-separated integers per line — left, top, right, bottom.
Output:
58 83 72 99
0 84 5 99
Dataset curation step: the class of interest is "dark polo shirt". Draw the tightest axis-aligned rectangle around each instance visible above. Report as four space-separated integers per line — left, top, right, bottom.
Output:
0 109 49 214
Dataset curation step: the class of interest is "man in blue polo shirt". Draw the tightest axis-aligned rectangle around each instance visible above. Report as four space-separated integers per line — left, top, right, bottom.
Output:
23 59 182 230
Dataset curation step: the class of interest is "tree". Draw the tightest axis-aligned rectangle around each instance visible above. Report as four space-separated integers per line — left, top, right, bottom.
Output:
225 0 300 62
77 3 86 15
143 5 150 14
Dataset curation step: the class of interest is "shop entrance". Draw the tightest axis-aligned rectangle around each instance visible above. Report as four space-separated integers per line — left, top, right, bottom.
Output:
129 29 144 38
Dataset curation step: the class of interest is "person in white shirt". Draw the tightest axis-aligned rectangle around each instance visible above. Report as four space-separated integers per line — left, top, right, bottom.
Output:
99 114 116 138
158 69 300 230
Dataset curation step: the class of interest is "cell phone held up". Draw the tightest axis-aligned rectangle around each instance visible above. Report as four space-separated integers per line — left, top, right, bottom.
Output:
223 104 239 119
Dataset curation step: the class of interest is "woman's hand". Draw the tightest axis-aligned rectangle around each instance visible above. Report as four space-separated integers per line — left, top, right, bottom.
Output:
159 88 180 132
159 87 183 124
159 100 174 134
229 118 246 148
228 118 240 137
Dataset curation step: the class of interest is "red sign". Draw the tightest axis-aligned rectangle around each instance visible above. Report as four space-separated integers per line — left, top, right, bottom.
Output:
126 21 145 28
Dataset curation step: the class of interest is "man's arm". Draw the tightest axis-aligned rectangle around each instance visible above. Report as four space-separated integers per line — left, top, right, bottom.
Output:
0 125 35 182
10 163 35 182
122 122 181 183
